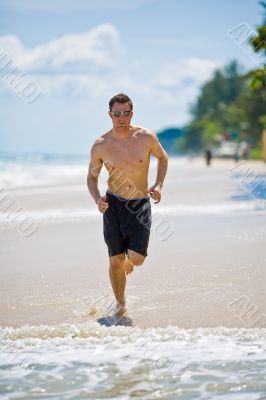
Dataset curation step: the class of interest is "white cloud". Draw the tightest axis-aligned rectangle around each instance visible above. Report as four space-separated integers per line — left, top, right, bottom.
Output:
0 26 220 126
0 23 120 72
34 74 112 97
121 58 220 127
115 58 219 112
155 58 220 89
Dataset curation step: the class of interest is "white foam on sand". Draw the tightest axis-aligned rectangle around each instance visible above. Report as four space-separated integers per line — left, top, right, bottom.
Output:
0 201 265 226
1 320 266 341
0 162 88 189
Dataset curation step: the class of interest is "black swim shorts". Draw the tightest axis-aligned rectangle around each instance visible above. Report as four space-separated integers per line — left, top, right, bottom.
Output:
103 190 152 257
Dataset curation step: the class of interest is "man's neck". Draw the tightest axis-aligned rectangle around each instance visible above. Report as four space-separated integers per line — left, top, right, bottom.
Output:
112 126 132 139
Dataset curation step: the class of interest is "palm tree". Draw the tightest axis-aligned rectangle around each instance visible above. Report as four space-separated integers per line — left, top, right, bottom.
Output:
249 1 266 89
249 2 266 161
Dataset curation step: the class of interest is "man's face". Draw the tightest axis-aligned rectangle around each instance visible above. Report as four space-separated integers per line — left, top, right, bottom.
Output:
108 102 133 128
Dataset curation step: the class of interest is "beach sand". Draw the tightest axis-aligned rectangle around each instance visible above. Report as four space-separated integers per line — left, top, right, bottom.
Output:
1 157 266 329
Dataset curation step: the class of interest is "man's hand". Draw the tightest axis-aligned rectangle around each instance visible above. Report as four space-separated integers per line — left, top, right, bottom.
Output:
148 184 162 204
97 195 109 213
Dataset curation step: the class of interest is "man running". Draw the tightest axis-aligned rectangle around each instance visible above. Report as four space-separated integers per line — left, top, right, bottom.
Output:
87 93 168 317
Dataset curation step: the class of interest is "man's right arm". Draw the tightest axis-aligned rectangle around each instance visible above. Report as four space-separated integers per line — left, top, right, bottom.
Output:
87 140 109 214
87 141 103 204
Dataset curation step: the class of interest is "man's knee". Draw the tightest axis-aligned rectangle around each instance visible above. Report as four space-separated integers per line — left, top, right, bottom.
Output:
109 253 125 270
128 250 145 266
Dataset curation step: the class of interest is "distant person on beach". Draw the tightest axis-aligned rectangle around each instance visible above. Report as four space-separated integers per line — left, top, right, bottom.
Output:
87 93 168 318
240 141 250 160
205 148 212 166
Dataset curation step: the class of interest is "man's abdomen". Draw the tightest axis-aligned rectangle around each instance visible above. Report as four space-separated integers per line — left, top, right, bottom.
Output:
107 174 148 199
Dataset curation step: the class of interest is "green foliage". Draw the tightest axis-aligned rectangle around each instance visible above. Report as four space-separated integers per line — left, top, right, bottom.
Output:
180 3 266 154
250 146 262 159
259 115 266 127
191 61 245 122
249 1 266 89
181 60 266 152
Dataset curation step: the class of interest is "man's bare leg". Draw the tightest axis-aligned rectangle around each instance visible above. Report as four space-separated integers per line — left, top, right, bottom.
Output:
109 253 127 317
109 251 145 318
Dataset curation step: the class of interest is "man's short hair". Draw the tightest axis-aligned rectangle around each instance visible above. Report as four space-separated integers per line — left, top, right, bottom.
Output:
109 93 133 111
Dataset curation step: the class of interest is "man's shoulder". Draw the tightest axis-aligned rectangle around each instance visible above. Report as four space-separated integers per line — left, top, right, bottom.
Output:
133 125 156 139
92 130 111 148
90 132 110 158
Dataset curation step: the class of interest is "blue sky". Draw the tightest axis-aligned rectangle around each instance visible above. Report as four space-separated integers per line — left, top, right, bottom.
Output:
0 0 263 154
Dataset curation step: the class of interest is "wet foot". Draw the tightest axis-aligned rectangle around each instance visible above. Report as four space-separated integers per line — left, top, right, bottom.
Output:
123 256 134 275
114 302 127 319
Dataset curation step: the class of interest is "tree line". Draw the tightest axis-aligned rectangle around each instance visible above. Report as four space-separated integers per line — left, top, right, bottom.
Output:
178 1 266 159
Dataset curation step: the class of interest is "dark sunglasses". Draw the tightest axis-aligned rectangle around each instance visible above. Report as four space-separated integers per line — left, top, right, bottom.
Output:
110 111 132 117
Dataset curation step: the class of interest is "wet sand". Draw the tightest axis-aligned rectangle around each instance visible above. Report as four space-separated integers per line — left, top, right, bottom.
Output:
1 157 266 328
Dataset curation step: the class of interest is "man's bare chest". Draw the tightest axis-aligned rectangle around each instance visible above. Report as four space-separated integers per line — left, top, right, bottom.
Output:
102 138 150 169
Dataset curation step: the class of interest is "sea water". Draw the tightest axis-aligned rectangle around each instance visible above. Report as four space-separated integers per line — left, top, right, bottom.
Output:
0 152 265 224
1 323 266 399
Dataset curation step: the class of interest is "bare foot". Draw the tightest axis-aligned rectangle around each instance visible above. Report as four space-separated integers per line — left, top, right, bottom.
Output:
114 302 127 319
123 256 134 275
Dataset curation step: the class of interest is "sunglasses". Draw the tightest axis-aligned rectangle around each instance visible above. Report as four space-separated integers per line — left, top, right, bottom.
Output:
110 110 132 117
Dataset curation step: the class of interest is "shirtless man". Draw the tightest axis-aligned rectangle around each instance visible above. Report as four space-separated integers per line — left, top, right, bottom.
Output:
87 93 168 317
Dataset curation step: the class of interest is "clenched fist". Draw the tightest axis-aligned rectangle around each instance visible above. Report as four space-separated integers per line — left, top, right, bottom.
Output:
97 195 109 213
148 184 162 204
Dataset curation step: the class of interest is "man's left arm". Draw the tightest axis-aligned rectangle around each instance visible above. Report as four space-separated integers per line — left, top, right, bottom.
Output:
149 132 168 204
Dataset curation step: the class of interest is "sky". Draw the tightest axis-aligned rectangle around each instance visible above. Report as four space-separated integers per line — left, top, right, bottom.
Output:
0 0 263 154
